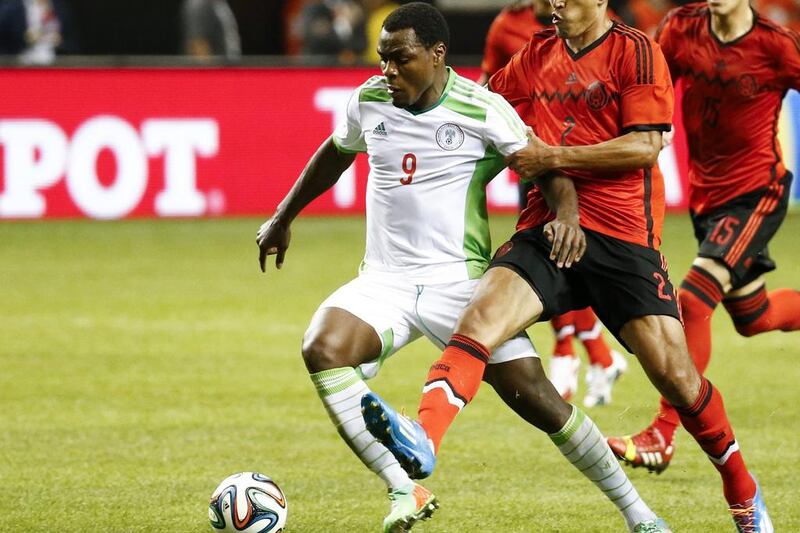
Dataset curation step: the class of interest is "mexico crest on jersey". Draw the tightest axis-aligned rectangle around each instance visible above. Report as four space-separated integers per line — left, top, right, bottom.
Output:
436 123 465 151
585 81 610 111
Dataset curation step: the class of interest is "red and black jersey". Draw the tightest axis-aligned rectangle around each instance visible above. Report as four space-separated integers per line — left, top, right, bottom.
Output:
490 22 674 249
481 3 548 77
657 3 800 215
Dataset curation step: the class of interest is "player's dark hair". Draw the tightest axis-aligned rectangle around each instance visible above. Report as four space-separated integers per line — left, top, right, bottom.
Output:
382 2 450 50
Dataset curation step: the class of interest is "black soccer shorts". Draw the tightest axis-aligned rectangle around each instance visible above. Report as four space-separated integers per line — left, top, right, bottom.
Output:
691 171 793 290
489 225 681 351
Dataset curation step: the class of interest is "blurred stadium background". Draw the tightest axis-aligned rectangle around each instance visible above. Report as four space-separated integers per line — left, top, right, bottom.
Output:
0 0 798 220
1 1 799 531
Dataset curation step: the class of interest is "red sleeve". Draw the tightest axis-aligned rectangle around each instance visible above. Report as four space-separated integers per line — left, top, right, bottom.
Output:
654 11 680 83
618 36 674 132
488 39 534 109
481 14 507 77
776 29 800 91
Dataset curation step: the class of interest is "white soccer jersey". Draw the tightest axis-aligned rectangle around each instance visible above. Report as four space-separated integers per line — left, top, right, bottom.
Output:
331 67 529 283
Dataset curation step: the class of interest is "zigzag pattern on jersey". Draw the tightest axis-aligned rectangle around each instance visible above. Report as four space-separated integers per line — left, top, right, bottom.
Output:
679 67 783 93
682 69 738 88
612 24 654 85
533 87 621 105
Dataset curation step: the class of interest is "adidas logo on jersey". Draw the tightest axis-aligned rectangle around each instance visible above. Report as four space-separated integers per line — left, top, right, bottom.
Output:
372 122 388 136
566 72 578 84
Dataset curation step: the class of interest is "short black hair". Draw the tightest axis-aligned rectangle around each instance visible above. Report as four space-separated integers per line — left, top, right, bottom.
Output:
382 2 450 50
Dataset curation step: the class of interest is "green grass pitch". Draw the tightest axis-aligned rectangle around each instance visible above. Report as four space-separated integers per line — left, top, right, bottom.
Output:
2 213 798 532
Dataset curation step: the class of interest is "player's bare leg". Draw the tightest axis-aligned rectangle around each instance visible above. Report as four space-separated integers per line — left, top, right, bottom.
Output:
410 266 543 448
610 257 800 474
303 307 383 373
619 315 771 526
303 308 437 532
364 267 671 531
485 357 669 532
484 354 571 434
361 267 538 480
609 258 734 471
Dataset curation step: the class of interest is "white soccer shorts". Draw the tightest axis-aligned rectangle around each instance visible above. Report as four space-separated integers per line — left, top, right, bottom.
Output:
317 272 538 380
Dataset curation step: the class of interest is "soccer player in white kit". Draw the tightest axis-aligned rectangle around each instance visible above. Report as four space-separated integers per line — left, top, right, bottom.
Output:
257 3 668 532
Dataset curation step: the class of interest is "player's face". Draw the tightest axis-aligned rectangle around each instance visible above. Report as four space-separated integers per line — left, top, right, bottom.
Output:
377 28 444 108
706 0 748 16
550 0 603 38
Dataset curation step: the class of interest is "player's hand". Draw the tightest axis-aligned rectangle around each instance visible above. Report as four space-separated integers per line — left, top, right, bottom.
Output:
256 217 291 272
543 214 585 269
506 128 553 180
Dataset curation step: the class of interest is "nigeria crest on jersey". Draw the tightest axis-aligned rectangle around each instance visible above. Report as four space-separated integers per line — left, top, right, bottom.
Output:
436 123 465 151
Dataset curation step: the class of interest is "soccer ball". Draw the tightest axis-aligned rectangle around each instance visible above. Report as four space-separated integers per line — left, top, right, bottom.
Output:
208 472 288 532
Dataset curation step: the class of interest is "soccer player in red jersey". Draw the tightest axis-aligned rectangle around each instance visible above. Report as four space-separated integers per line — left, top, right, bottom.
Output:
607 0 800 488
480 1 628 408
362 0 773 529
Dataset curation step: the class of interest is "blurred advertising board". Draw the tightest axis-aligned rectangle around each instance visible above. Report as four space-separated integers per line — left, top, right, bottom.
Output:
0 67 797 219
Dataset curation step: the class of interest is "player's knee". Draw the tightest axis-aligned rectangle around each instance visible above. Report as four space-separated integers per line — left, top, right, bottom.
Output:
639 336 696 397
659 367 698 404
651 354 700 405
524 373 560 407
301 330 348 373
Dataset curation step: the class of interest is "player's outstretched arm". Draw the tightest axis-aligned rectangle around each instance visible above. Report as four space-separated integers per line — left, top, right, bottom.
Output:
507 129 663 178
548 130 664 173
257 137 356 272
538 173 585 269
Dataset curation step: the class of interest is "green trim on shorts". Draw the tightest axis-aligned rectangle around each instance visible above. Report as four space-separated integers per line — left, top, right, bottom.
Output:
379 328 394 359
549 406 586 446
413 285 447 348
356 328 394 380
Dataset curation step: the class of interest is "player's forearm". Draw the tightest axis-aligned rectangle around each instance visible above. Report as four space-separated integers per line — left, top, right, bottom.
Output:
548 131 662 172
274 137 356 223
536 173 579 221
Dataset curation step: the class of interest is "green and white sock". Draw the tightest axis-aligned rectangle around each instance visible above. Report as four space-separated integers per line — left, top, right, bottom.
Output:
550 407 657 532
310 367 411 490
